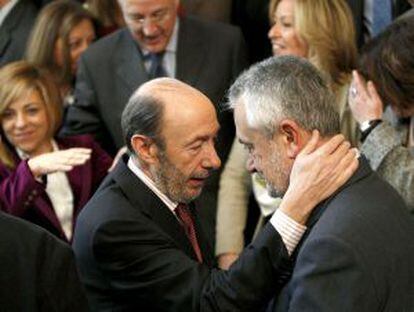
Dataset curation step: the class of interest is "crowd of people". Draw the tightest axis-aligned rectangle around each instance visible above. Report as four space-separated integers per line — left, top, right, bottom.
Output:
0 0 414 310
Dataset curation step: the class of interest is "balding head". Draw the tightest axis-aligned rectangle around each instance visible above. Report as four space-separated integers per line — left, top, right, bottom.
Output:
122 77 217 158
121 78 221 203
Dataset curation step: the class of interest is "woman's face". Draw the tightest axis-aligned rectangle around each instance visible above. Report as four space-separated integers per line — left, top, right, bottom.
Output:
268 0 308 57
1 90 51 157
54 18 96 75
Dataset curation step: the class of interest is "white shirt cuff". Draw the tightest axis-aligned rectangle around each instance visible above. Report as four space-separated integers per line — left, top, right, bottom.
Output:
270 209 307 256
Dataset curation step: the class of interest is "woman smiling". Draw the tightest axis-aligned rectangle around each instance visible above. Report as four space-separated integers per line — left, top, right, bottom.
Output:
0 61 112 242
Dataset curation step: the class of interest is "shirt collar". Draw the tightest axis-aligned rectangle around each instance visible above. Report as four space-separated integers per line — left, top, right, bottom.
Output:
127 156 178 213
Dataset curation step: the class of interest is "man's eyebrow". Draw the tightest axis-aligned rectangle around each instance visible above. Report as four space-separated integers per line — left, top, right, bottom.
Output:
238 138 251 146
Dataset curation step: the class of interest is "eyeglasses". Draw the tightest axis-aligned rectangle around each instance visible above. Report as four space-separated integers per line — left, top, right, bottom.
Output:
131 8 172 26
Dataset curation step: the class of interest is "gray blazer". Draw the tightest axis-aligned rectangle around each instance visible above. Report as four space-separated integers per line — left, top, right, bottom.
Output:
361 120 414 213
0 0 38 66
271 157 414 311
62 15 248 245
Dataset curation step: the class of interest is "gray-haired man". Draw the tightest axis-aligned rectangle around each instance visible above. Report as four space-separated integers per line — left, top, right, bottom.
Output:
229 55 414 311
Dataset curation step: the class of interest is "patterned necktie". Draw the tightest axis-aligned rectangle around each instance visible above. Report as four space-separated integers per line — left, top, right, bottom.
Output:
148 52 167 79
175 203 203 263
372 0 392 37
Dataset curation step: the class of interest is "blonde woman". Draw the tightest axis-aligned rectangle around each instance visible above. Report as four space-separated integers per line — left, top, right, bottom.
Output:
216 0 358 269
0 61 112 242
26 0 96 106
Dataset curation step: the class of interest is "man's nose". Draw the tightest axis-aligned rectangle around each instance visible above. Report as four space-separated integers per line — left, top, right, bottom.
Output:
142 21 159 36
202 143 221 170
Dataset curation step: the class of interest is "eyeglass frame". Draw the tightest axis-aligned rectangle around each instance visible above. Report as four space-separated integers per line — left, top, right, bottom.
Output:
128 7 173 27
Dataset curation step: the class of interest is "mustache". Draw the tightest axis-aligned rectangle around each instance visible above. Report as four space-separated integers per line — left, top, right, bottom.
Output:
191 170 212 180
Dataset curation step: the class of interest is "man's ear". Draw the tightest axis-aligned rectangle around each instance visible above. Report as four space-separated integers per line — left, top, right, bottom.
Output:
130 134 159 165
278 119 303 159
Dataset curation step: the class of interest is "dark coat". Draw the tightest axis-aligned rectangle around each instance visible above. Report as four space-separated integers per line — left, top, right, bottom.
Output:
73 156 291 311
0 211 89 311
270 157 414 311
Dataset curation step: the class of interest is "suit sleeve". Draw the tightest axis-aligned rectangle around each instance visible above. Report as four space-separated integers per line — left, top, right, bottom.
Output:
361 121 414 212
284 235 377 312
38 231 90 311
93 218 290 312
0 160 45 216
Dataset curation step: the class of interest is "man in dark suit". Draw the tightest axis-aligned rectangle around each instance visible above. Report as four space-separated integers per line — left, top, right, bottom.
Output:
346 0 411 48
61 0 248 245
0 211 89 311
229 55 414 311
73 77 358 311
0 0 38 66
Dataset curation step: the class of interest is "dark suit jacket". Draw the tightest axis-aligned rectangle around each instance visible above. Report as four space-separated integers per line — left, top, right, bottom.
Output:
270 157 414 311
0 135 112 241
73 156 291 311
0 211 89 311
0 0 38 66
62 16 248 244
347 0 411 48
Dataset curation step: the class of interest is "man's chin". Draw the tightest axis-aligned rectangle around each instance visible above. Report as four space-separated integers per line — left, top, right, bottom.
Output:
267 184 284 198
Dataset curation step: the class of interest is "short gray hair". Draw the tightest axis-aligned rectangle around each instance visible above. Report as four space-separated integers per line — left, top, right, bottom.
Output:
121 93 164 154
228 55 339 137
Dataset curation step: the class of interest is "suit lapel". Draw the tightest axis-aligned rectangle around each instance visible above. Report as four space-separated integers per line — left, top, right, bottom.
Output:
115 29 149 94
112 158 201 261
176 17 206 87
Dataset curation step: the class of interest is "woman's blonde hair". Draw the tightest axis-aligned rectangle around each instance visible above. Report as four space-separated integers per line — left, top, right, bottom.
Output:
0 61 63 168
25 0 94 86
269 0 357 90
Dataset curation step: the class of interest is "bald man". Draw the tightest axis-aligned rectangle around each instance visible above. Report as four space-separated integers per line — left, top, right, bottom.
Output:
73 78 358 311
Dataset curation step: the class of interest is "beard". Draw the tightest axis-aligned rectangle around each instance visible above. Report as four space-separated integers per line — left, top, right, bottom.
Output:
151 151 205 204
263 146 290 198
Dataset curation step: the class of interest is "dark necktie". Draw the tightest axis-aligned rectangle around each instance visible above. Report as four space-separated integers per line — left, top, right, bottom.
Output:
148 52 167 79
175 203 203 263
372 0 392 37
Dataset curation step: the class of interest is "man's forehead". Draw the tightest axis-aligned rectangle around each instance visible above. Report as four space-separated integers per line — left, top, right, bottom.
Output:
120 0 175 10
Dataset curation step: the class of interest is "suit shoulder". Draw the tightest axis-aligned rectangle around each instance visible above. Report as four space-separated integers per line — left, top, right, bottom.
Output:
0 212 70 253
82 28 130 60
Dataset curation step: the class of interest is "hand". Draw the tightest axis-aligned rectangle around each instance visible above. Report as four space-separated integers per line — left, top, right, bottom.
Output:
28 148 92 178
217 253 240 270
279 131 359 224
349 70 383 124
108 146 128 172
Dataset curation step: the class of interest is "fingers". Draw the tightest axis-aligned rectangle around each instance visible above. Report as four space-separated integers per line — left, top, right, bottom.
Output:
299 130 320 155
59 148 92 166
328 148 359 192
315 134 346 156
367 81 384 110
